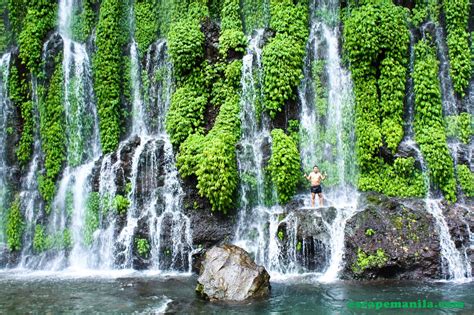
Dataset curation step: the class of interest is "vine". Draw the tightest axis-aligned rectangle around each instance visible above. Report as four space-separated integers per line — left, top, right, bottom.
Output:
268 129 301 204
6 196 24 252
443 0 471 96
38 60 66 210
93 0 128 153
134 0 159 54
413 38 456 202
262 0 308 118
8 62 33 167
343 2 423 197
456 164 474 197
18 1 57 74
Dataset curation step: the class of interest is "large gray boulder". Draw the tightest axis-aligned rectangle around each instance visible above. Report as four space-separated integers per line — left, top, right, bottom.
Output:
196 244 270 301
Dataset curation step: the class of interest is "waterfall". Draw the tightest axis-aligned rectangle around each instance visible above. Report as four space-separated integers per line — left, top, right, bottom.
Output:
0 53 11 248
297 0 359 281
110 8 192 271
233 29 278 269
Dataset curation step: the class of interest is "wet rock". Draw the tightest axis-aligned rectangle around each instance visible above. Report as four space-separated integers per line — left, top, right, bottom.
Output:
182 176 235 249
342 192 442 280
196 244 270 301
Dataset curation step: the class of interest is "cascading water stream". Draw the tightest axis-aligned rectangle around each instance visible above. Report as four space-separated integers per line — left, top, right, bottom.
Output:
111 7 192 271
233 29 278 269
412 23 471 281
296 0 359 281
0 53 11 247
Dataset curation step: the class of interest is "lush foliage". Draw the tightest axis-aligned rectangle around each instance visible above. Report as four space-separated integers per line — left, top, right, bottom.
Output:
445 113 472 145
84 192 100 246
113 194 130 216
218 0 246 57
33 225 72 252
456 164 474 197
6 196 24 251
262 0 308 118
38 61 66 209
71 0 100 42
241 0 268 33
268 129 301 204
93 0 128 153
352 248 388 274
166 83 207 146
195 96 241 213
167 18 205 81
413 39 456 202
8 63 33 166
343 2 427 197
18 1 57 74
443 0 471 96
134 0 159 54
7 0 28 43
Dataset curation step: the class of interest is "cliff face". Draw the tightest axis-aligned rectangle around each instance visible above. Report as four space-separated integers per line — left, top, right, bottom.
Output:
0 0 472 279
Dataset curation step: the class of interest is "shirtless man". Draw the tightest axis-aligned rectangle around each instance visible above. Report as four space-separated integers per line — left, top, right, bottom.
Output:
304 166 326 207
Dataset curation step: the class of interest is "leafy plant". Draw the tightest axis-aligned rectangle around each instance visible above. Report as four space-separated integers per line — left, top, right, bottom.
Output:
93 0 128 153
38 60 66 208
135 238 150 258
262 0 308 118
6 196 24 252
444 0 471 96
456 164 474 197
268 129 301 204
413 39 456 202
352 248 388 274
84 192 100 246
113 194 130 216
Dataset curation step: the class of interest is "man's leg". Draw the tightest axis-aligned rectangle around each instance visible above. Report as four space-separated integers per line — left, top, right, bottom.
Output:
318 193 323 207
311 192 315 207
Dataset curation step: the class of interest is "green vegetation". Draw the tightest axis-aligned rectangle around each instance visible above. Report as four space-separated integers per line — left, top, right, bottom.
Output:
18 1 57 74
70 0 100 42
413 38 456 202
33 225 73 252
445 113 473 145
268 129 301 204
84 192 100 246
241 0 269 33
38 61 66 209
135 238 150 257
296 241 302 251
352 248 388 274
456 164 474 197
8 63 33 167
134 0 159 54
218 0 246 57
365 228 375 236
262 0 308 118
411 0 439 26
93 0 128 153
166 83 207 146
443 0 471 96
6 196 24 251
277 230 284 241
113 194 129 215
344 2 427 197
167 18 205 82
7 0 28 43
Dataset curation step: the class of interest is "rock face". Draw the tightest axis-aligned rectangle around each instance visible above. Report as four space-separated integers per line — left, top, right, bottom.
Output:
196 244 270 301
342 192 443 280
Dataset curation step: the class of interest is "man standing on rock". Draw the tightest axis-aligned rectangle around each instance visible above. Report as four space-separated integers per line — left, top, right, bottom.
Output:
304 165 326 207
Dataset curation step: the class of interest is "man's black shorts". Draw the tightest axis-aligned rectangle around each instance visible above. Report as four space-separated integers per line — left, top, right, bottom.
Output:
311 185 322 194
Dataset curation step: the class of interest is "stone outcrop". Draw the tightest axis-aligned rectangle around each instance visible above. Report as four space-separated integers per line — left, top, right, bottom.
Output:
196 244 270 301
342 193 444 280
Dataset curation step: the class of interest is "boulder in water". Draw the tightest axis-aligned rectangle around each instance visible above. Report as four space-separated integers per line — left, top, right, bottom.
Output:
196 244 270 301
